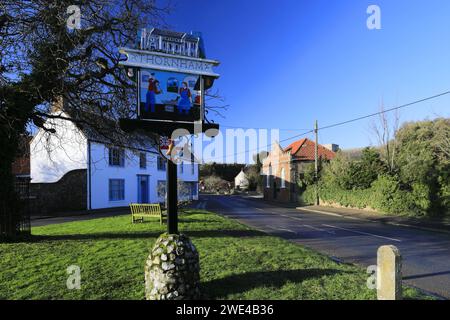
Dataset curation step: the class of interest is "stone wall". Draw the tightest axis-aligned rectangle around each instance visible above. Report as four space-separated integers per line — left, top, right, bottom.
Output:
30 169 87 215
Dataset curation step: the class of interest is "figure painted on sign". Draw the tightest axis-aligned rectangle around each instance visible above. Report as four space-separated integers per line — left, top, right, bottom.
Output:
145 73 162 112
177 82 192 114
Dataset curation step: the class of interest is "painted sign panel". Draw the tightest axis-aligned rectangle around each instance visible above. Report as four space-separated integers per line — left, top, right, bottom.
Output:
119 28 219 123
139 69 201 121
119 48 220 78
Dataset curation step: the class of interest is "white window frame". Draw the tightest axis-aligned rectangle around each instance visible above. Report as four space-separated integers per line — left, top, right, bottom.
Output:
109 179 125 201
266 164 271 188
109 147 125 167
157 156 166 171
281 168 286 188
139 152 147 169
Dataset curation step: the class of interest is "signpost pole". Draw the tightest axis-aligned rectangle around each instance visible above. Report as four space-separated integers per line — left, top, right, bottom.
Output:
200 76 205 122
122 28 220 300
166 157 178 234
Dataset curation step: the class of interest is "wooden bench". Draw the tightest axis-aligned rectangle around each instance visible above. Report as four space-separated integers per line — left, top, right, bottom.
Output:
130 203 165 224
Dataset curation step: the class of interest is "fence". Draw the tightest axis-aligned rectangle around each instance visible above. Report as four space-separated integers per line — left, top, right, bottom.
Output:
0 177 31 238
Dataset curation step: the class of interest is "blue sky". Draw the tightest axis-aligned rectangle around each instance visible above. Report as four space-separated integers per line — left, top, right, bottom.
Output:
165 0 450 152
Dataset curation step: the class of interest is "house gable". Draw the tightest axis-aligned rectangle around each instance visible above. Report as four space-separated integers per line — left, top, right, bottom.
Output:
30 112 88 183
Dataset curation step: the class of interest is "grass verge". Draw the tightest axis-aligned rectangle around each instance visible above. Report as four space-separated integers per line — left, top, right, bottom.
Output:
0 210 429 299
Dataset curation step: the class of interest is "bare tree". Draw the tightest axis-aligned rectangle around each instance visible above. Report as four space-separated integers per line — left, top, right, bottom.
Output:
370 100 400 172
204 88 229 120
0 0 170 237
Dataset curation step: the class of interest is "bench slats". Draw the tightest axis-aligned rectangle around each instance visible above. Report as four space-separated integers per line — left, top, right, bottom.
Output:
130 203 164 225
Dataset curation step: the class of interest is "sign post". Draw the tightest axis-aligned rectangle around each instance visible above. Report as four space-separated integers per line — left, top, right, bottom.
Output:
166 145 178 235
121 27 220 300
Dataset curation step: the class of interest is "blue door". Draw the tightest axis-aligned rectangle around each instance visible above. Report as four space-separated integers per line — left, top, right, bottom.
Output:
137 175 149 203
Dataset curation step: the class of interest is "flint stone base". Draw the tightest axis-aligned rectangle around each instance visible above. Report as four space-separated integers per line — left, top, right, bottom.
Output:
145 233 200 300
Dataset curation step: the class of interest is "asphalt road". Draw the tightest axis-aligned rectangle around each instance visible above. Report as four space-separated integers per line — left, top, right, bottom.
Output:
198 194 450 299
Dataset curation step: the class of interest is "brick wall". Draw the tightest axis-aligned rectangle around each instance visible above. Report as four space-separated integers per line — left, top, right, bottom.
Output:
262 143 295 203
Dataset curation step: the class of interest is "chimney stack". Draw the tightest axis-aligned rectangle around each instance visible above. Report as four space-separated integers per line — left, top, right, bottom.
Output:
50 96 66 113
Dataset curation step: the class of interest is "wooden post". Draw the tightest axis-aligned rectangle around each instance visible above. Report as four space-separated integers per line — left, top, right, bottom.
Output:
199 76 205 122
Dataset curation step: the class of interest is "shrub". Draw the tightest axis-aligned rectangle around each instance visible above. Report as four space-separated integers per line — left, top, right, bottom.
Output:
298 185 316 205
203 175 230 193
297 119 449 217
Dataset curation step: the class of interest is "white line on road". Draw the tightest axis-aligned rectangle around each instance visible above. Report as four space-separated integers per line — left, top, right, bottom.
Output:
264 225 297 234
296 207 343 217
277 227 297 234
303 224 336 235
322 224 402 242
280 214 301 220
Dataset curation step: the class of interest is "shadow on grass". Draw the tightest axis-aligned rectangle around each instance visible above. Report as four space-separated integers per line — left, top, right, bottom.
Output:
201 268 348 299
28 229 269 242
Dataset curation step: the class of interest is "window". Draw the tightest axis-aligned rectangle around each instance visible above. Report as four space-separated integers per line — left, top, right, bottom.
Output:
109 179 125 201
139 152 146 169
157 156 166 171
192 182 198 197
266 164 272 188
281 168 286 188
109 148 125 167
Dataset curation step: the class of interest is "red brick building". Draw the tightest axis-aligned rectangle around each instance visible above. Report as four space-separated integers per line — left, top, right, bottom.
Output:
12 135 31 178
262 138 337 203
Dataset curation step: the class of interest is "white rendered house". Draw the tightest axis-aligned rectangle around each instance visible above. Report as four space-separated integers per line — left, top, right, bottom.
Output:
30 111 199 211
234 169 249 190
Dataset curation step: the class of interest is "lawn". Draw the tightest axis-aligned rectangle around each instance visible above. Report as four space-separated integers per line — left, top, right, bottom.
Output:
0 210 426 300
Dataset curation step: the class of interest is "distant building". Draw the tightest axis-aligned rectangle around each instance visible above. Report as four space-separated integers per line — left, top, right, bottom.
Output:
12 135 32 203
30 109 199 214
323 144 340 152
262 138 337 203
12 135 31 179
234 169 249 190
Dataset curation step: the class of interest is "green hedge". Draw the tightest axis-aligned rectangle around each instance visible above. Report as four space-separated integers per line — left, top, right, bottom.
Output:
299 175 431 216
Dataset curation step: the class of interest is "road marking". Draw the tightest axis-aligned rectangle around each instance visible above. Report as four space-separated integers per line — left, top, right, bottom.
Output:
296 207 343 217
303 224 336 235
277 227 297 234
280 214 298 219
264 225 297 234
322 224 402 242
343 216 364 221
